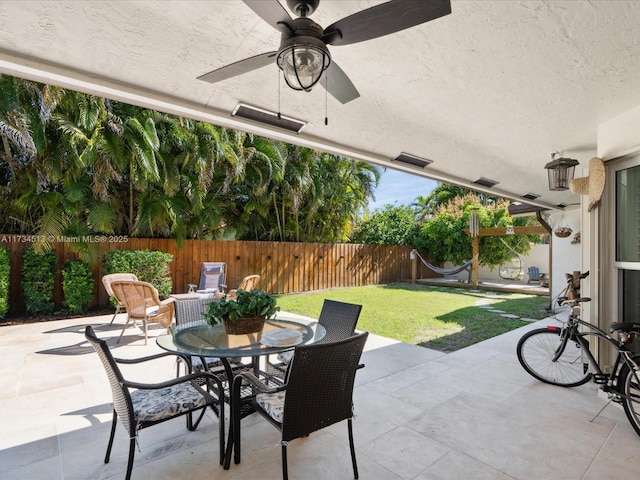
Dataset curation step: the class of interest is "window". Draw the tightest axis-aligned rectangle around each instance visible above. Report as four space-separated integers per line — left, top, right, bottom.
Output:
621 270 640 324
615 162 640 352
616 165 640 262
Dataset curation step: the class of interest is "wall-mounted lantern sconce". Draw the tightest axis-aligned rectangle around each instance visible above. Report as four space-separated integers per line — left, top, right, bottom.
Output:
544 152 579 191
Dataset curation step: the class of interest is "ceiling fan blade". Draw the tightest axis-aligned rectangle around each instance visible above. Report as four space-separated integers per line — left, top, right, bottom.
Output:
242 0 295 35
320 61 360 104
197 52 277 84
322 0 452 46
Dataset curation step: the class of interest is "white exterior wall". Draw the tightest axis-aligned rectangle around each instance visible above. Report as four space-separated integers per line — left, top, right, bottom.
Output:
598 104 640 161
549 207 582 302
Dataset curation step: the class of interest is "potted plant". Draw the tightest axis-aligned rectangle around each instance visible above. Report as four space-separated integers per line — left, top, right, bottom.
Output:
203 289 280 334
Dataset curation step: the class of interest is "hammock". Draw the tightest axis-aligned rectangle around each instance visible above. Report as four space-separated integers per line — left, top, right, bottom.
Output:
497 237 524 280
414 250 474 276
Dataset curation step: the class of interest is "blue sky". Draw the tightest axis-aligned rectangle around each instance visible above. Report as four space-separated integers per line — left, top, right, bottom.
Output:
369 169 438 211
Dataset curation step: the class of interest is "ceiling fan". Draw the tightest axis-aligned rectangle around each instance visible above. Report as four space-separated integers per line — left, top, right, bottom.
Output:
198 0 452 104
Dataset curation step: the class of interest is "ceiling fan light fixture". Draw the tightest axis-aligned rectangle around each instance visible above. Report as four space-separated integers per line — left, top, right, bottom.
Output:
277 36 330 91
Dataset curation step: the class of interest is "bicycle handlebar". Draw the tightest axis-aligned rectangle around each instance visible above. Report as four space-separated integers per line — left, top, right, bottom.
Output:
560 297 591 307
567 271 589 282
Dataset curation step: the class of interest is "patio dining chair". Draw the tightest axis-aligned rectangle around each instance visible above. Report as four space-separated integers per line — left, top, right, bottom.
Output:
174 296 223 375
84 326 226 480
231 332 369 479
111 280 175 345
102 273 138 324
270 299 362 375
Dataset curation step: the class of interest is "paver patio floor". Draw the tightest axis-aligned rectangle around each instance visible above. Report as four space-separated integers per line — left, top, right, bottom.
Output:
1 310 639 480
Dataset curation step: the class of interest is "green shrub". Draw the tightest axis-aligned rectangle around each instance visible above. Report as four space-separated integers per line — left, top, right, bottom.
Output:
103 249 173 298
22 248 56 314
62 260 94 314
0 248 10 319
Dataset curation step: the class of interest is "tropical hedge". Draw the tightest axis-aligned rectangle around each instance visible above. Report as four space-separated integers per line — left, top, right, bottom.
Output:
103 249 173 298
21 248 57 314
62 260 94 313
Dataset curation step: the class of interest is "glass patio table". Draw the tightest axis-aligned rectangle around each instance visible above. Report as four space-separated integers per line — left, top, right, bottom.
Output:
156 314 326 359
156 314 326 469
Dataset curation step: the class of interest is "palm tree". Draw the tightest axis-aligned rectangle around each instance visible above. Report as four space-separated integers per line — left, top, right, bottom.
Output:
0 73 385 248
134 114 229 244
212 130 281 240
271 144 314 241
412 183 471 221
100 103 162 235
299 155 380 242
0 76 64 163
0 76 66 234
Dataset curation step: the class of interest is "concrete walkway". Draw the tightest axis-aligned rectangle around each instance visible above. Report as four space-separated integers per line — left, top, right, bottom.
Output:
1 309 639 479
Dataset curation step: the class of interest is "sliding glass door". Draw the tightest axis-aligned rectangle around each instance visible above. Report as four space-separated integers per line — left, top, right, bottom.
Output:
614 159 640 352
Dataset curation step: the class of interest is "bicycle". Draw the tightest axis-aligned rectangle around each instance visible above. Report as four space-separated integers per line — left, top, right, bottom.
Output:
516 271 640 436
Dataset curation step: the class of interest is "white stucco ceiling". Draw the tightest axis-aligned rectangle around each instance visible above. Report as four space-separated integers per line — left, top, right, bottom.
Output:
1 0 639 210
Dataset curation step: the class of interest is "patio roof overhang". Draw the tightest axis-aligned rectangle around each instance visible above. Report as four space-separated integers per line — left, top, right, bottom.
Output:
1 1 639 210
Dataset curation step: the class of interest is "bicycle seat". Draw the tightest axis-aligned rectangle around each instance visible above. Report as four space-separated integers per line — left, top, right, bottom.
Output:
610 322 640 334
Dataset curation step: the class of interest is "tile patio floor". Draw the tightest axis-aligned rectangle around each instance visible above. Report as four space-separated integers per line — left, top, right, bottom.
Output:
1 310 640 480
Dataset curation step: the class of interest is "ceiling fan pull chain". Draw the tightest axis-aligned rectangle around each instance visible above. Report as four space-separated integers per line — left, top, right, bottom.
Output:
278 70 282 120
325 69 328 126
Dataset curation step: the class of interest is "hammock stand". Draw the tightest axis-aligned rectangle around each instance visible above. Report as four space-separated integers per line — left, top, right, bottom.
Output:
414 250 474 276
464 222 550 289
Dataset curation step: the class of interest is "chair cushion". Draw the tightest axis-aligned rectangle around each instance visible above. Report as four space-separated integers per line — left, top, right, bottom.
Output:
191 356 222 369
256 391 286 424
129 305 159 318
276 350 293 364
131 381 209 423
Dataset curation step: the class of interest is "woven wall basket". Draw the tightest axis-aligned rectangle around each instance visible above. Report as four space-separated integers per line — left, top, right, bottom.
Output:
223 315 266 335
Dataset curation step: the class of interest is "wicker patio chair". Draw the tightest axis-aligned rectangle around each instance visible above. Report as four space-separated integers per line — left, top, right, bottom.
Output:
230 332 369 479
174 295 216 329
174 296 222 375
271 299 362 374
102 273 138 324
84 326 226 480
214 274 261 300
111 280 175 345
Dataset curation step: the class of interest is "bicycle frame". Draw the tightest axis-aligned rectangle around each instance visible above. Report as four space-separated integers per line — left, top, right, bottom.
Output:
547 313 640 395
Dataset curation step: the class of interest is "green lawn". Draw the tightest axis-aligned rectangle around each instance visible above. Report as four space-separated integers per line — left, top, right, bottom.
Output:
275 283 550 352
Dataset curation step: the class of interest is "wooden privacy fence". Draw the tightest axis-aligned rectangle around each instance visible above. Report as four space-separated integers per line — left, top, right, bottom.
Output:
1 236 441 314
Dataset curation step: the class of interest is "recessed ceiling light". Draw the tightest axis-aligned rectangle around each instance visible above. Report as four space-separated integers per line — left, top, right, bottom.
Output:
522 193 540 200
232 103 306 133
392 153 433 169
472 177 498 188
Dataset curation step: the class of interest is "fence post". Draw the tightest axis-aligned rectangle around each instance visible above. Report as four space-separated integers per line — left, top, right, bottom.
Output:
410 249 417 284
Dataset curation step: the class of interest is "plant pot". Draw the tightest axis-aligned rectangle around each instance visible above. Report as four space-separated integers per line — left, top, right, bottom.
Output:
222 315 266 335
554 227 572 238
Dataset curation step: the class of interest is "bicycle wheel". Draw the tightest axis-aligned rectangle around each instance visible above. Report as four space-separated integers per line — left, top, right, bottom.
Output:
516 328 592 387
619 357 640 436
